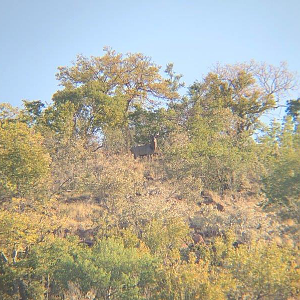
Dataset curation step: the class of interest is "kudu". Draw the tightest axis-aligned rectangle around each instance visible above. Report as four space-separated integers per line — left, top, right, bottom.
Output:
130 135 158 159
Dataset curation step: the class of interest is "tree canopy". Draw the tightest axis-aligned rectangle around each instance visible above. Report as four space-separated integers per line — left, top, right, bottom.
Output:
0 49 300 300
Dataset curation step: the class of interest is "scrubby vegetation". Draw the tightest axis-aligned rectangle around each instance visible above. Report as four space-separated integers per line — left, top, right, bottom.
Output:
1 49 300 299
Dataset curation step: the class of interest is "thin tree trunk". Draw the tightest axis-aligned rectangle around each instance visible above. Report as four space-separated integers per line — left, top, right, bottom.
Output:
18 279 28 300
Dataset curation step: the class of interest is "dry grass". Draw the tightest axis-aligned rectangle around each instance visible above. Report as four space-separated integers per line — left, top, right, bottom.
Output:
41 156 297 245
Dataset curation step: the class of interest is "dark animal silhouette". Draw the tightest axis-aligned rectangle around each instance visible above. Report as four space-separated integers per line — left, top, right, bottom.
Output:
130 135 158 159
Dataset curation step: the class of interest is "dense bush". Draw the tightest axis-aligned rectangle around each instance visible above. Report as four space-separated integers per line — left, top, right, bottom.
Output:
1 51 300 299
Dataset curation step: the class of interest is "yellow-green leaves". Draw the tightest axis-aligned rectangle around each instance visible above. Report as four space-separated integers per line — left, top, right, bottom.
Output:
227 240 300 299
0 121 51 198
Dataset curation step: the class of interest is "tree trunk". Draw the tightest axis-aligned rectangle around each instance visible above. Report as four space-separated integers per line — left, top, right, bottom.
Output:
18 279 28 300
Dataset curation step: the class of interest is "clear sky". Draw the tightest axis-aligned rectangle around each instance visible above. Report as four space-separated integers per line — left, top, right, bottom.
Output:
1 0 300 119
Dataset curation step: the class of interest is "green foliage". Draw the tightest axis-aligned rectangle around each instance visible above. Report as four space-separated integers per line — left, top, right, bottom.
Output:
0 200 59 300
261 116 300 206
41 101 77 139
1 55 300 299
286 98 300 120
56 48 179 108
22 236 157 300
189 71 275 135
142 218 190 257
162 102 261 193
0 121 51 198
51 48 180 145
186 234 300 300
102 127 128 153
21 100 45 126
1 208 300 300
158 61 296 194
0 103 19 121
129 105 177 144
227 240 300 299
51 84 128 138
152 259 232 300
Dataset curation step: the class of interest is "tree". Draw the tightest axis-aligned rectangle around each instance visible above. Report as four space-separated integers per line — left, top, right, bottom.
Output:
27 236 157 300
56 47 179 109
0 200 58 300
51 48 180 142
190 61 297 135
51 85 128 139
227 240 300 299
0 121 51 199
162 96 262 192
262 116 300 206
161 61 297 193
0 103 19 121
286 98 300 121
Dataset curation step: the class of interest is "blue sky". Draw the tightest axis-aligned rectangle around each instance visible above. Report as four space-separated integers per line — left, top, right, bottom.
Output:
1 0 300 120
